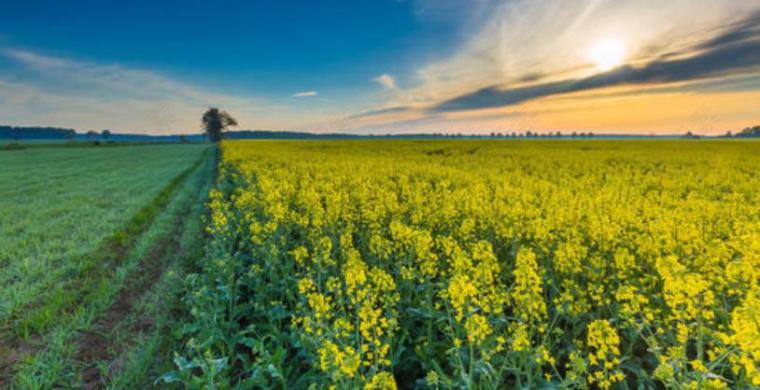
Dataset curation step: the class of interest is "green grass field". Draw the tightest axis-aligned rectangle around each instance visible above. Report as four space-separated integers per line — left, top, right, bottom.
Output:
0 144 212 387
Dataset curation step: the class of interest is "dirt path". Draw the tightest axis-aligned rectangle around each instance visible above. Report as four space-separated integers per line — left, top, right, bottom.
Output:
76 153 212 389
77 211 186 389
0 152 209 388
0 338 35 385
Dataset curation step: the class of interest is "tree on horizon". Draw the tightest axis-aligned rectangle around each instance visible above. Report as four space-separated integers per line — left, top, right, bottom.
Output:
202 107 238 143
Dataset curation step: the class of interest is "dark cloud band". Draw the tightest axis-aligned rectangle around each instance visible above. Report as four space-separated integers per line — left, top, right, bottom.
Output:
351 106 410 119
433 12 760 112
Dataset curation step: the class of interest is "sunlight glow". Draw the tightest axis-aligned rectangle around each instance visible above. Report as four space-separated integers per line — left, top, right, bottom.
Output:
587 38 626 71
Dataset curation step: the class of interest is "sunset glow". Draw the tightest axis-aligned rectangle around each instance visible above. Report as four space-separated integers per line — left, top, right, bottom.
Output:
587 38 626 71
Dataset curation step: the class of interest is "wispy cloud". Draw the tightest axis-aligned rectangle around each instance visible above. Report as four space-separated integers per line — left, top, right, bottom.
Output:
350 0 760 134
403 0 759 105
292 90 318 98
434 16 760 112
0 48 303 133
2 48 221 103
372 74 396 89
350 106 410 119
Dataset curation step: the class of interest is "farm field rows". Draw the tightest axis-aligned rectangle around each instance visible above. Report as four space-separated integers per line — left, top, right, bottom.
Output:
0 144 212 387
1 140 759 389
170 140 760 389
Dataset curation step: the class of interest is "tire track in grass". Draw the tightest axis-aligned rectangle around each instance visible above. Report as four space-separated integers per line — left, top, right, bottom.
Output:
0 149 209 386
77 152 213 389
103 147 218 389
11 160 197 337
79 207 186 389
0 148 205 322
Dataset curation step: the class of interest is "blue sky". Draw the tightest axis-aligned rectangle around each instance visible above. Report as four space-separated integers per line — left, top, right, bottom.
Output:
1 0 760 134
1 1 449 96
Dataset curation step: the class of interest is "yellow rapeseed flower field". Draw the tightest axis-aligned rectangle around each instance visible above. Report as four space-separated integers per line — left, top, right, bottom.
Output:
175 140 760 389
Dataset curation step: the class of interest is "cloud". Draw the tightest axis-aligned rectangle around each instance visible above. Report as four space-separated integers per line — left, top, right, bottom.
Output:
350 106 410 119
518 73 546 83
1 48 220 103
696 9 760 51
347 2 760 135
433 15 760 112
391 0 760 109
0 48 304 133
292 90 318 97
373 73 396 89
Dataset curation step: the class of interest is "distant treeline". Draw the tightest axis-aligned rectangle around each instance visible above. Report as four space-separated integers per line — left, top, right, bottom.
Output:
225 130 601 140
224 130 364 140
3 125 760 141
0 126 207 142
727 126 760 138
687 126 760 139
224 130 508 140
0 126 77 140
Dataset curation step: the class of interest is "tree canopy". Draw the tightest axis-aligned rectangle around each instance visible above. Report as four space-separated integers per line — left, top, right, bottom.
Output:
202 108 238 142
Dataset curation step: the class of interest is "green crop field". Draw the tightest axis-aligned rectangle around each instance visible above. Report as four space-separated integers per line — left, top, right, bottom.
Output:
1 140 759 389
0 144 212 387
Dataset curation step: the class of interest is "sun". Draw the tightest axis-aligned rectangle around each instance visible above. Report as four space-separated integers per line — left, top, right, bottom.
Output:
587 38 626 71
